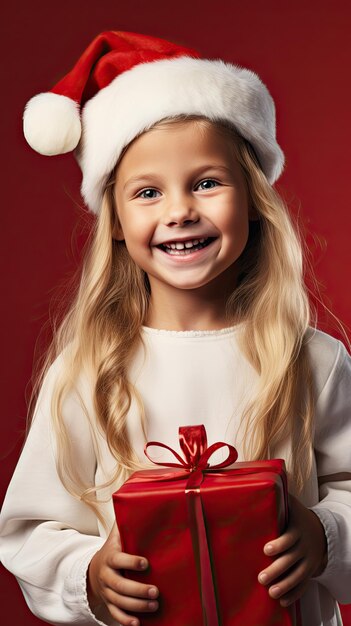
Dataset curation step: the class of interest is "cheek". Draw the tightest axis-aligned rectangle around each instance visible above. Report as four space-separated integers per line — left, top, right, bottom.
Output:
221 206 249 240
119 213 152 241
121 220 155 259
122 234 149 270
215 190 248 225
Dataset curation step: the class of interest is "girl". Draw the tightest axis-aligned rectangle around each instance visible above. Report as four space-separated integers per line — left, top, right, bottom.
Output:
1 29 350 626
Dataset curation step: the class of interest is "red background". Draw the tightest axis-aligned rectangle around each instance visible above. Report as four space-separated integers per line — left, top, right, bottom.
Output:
1 1 350 624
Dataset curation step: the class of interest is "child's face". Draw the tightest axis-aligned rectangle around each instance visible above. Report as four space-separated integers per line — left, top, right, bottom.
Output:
113 121 256 294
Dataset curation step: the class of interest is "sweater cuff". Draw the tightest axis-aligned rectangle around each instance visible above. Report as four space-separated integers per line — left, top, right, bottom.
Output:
308 505 339 586
63 539 116 625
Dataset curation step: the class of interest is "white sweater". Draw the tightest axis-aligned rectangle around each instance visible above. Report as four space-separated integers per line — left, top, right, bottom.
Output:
0 324 350 626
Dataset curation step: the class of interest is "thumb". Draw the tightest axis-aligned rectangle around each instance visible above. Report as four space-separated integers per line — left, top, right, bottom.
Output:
108 521 122 549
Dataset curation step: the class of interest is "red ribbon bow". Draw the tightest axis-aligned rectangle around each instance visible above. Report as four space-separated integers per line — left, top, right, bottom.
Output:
144 423 238 473
144 425 238 626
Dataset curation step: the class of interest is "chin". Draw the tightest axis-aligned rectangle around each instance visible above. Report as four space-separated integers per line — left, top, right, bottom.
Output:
170 279 213 290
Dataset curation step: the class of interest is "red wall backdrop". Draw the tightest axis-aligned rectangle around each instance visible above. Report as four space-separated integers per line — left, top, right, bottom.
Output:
1 1 350 624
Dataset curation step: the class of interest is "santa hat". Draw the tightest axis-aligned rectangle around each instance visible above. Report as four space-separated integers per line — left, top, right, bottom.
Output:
23 30 285 215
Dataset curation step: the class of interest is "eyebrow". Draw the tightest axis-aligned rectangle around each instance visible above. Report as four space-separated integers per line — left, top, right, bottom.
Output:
123 164 233 191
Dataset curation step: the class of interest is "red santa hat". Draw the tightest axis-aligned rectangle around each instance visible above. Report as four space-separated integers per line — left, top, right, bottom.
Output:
23 30 285 215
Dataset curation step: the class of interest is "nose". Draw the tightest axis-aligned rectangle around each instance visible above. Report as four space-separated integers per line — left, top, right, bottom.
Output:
163 195 199 227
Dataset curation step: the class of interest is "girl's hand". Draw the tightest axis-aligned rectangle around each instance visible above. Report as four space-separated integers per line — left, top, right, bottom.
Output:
87 522 159 626
257 493 328 608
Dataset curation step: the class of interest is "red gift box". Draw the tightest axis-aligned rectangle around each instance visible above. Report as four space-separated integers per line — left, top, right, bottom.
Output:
112 425 302 625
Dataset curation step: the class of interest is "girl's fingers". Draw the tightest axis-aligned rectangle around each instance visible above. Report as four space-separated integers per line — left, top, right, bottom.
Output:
105 601 142 626
104 577 159 626
109 550 149 573
104 584 159 613
275 578 310 608
264 527 301 556
259 541 303 585
104 569 159 603
267 558 310 601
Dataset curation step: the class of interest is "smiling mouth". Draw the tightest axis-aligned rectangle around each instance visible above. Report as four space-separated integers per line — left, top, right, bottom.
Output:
157 237 217 255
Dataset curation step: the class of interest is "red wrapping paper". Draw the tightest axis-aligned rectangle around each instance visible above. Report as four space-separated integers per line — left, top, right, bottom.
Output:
112 425 302 625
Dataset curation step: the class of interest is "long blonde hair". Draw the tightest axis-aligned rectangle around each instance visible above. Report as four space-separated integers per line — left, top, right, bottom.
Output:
25 114 347 531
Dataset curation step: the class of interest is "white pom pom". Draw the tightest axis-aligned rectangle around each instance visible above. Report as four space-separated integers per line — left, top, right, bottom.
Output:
23 92 82 155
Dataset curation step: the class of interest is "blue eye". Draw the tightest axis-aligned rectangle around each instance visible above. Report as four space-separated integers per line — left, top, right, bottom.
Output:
137 188 160 199
196 179 219 190
136 178 219 199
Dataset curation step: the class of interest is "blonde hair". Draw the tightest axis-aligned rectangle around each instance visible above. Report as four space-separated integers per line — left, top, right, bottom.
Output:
26 114 349 531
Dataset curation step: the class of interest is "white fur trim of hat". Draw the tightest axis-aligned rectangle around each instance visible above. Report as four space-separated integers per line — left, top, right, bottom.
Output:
23 30 285 215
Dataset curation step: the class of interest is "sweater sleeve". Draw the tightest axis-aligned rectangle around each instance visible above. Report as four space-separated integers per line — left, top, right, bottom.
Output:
308 338 351 604
0 353 117 626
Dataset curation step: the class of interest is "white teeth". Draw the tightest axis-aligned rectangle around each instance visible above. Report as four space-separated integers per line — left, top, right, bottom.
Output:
159 237 214 256
164 237 207 250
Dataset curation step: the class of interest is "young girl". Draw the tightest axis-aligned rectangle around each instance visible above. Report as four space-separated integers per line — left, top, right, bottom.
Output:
1 29 350 626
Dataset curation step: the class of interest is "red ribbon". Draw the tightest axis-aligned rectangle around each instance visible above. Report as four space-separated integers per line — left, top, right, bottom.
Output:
144 425 238 626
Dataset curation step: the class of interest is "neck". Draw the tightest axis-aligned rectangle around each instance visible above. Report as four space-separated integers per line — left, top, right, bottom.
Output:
145 265 240 332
